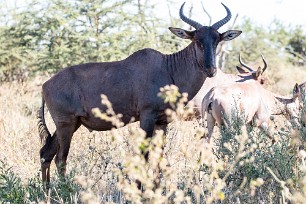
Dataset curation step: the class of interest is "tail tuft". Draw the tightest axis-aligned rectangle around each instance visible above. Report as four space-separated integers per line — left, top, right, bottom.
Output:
37 98 51 145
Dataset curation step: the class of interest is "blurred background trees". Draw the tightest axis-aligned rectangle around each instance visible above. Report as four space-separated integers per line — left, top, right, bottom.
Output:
0 0 177 81
0 0 305 83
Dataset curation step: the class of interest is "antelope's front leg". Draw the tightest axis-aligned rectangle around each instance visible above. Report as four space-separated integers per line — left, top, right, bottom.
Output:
139 110 158 161
260 122 276 144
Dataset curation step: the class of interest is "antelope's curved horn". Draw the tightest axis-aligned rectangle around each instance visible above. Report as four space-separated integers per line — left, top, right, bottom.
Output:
261 54 267 73
212 3 232 30
239 53 254 72
179 2 203 30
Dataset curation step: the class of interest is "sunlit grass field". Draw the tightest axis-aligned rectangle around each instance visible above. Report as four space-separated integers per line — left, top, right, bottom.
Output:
0 62 305 203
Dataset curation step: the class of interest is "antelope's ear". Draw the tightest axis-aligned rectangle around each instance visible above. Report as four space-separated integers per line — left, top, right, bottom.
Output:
169 27 195 39
221 30 242 41
293 83 300 98
236 66 248 74
255 66 263 79
299 82 306 92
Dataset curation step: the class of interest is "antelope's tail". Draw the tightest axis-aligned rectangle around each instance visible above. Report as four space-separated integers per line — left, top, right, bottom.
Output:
37 97 51 146
201 93 214 126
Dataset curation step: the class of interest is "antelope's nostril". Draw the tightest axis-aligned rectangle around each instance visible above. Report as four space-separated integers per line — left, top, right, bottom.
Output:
206 68 217 78
207 73 215 77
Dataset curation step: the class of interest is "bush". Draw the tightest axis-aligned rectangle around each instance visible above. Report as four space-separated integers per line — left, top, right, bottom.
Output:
0 159 81 203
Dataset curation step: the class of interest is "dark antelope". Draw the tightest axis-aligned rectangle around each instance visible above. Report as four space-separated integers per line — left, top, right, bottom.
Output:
38 2 241 184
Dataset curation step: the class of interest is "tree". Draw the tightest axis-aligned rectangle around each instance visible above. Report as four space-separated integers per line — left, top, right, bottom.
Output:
0 0 177 82
224 18 298 73
286 26 306 66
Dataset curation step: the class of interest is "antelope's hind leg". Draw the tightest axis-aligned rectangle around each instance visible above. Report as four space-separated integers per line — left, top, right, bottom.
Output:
54 119 81 178
40 131 59 186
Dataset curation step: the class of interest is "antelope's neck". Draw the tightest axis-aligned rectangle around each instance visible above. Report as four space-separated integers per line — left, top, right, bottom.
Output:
164 43 207 101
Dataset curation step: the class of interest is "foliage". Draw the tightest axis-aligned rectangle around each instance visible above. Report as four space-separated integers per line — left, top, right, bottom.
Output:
0 159 80 203
0 81 306 203
225 18 306 73
1 1 305 83
286 26 306 66
0 0 178 82
0 160 25 203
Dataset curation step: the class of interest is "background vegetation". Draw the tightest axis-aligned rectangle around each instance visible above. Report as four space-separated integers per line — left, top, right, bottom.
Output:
0 0 305 203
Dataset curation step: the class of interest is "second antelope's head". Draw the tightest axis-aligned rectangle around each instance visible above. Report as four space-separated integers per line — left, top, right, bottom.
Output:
169 2 242 77
236 54 268 85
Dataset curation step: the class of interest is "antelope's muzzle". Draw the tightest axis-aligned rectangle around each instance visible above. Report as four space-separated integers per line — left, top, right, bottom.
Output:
206 67 217 77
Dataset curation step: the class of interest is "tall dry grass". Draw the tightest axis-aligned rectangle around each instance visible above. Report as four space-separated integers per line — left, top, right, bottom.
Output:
0 62 305 203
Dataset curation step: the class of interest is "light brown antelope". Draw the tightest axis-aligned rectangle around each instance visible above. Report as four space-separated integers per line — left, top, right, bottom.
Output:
38 2 241 185
202 80 305 142
189 54 267 118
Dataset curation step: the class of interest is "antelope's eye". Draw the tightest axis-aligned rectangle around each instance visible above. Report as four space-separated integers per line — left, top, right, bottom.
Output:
197 42 204 49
